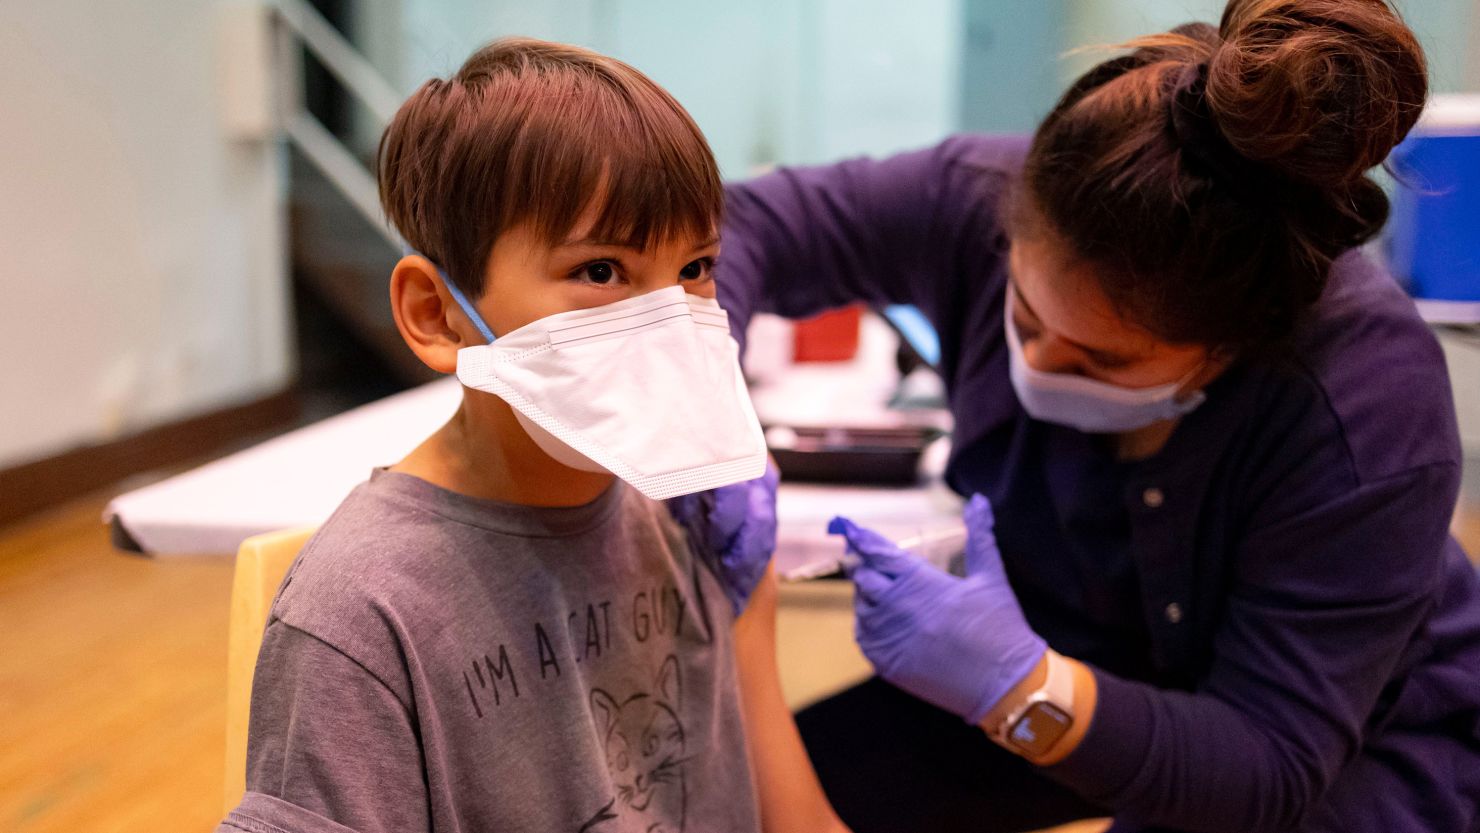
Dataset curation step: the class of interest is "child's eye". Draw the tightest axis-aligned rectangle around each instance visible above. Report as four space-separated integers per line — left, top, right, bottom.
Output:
679 257 715 282
573 260 622 286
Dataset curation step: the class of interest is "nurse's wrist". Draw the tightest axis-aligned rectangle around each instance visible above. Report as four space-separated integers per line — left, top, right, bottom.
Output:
978 653 1049 734
1032 655 1096 766
978 651 1098 766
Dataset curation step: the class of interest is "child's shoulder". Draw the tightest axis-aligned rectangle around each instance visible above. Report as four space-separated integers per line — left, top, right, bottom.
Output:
265 473 488 659
288 469 468 578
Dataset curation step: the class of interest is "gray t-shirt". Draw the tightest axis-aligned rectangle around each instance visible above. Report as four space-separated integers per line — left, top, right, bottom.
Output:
219 469 760 833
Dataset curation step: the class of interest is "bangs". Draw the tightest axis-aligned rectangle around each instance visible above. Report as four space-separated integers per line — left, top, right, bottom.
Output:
514 74 724 252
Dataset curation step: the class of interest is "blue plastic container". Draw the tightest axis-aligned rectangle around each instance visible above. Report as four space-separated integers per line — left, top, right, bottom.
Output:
1387 99 1480 309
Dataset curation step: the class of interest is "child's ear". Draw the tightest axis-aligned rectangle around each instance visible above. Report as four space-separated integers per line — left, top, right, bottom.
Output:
389 255 466 375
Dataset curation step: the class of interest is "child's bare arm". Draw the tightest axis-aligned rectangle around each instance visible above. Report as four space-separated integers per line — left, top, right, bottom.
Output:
732 564 853 833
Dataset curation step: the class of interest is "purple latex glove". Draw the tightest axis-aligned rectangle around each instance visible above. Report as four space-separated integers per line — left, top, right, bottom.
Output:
666 463 780 616
828 494 1047 724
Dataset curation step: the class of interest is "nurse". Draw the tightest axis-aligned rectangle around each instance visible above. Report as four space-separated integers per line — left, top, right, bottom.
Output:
717 0 1480 831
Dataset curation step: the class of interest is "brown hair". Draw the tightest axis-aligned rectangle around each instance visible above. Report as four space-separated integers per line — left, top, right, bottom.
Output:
377 37 723 298
1017 0 1427 352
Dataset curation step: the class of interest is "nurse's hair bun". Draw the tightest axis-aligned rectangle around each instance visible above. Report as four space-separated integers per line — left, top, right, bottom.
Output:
1019 0 1428 355
1206 0 1427 188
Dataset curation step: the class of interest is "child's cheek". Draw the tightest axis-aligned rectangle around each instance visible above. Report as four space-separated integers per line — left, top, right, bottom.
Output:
563 284 635 311
682 282 718 300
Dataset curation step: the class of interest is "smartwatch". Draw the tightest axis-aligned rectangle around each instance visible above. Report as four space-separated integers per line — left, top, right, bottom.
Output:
989 650 1075 759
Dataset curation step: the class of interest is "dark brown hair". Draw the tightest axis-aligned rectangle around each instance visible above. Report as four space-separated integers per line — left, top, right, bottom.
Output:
1018 0 1427 352
377 37 723 298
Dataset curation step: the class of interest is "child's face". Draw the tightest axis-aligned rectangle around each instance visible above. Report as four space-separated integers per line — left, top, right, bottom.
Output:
468 209 720 339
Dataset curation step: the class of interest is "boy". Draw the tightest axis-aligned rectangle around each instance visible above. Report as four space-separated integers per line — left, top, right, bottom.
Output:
219 38 845 833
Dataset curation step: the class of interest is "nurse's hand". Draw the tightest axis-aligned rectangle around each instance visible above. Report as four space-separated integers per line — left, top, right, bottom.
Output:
667 462 780 616
829 494 1046 724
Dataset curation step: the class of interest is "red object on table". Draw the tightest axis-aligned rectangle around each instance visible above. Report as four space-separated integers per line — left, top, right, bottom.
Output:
793 305 862 362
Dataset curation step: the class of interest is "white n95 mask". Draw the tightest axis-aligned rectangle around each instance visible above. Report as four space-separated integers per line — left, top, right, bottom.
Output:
443 278 767 501
1004 293 1205 434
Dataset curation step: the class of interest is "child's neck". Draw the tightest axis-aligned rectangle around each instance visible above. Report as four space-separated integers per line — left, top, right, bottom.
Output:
391 390 616 507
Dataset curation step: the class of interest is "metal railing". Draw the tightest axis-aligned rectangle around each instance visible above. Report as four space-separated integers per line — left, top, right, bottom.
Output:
270 0 403 249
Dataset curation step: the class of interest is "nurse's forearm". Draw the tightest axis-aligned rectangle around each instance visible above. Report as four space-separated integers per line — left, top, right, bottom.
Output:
1038 669 1339 833
977 651 1099 766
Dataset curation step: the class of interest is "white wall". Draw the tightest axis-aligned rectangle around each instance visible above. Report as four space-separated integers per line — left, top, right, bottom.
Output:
386 0 961 178
1062 0 1478 93
1400 0 1480 93
400 0 599 85
959 0 1067 133
1470 0 1480 88
599 0 813 176
0 1 290 470
806 0 963 165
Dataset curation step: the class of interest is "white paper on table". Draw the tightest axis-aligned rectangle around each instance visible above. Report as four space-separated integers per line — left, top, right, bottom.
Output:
104 379 463 555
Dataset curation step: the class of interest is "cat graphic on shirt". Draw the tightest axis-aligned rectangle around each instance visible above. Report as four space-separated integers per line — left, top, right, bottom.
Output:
579 654 689 833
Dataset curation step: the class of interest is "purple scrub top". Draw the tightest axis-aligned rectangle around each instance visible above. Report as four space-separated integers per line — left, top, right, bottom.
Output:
718 134 1480 832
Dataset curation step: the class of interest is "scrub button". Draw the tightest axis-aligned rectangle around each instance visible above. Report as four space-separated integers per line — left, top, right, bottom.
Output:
1142 487 1165 509
1164 602 1184 624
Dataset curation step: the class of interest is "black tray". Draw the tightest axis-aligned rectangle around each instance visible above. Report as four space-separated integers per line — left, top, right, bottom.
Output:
766 425 939 485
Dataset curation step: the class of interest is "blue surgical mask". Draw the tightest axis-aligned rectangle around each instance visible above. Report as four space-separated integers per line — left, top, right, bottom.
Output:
1004 295 1206 434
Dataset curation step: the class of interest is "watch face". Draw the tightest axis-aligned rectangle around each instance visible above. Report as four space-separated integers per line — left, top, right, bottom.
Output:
1008 701 1072 758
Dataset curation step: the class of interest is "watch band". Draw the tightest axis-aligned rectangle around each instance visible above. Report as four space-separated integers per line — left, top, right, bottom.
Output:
990 650 1076 758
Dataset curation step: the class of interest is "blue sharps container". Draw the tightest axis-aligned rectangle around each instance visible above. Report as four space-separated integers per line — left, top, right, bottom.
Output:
1387 94 1480 323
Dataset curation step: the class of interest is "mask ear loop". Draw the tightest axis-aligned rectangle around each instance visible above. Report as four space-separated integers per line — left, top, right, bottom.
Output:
402 246 497 344
437 268 498 345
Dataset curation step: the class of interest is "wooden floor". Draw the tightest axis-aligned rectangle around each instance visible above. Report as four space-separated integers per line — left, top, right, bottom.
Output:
2 487 1479 833
0 492 233 833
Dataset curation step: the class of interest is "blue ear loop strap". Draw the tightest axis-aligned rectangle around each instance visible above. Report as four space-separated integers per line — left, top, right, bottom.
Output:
402 246 497 344
438 267 498 344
